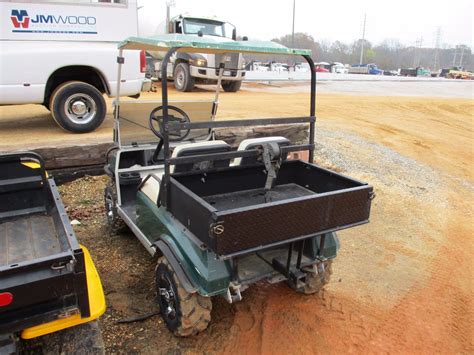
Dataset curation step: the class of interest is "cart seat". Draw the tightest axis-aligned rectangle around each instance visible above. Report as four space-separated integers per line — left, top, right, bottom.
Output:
140 174 162 204
171 140 231 173
233 136 290 166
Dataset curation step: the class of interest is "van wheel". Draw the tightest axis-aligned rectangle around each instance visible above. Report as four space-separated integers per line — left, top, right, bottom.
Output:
174 63 195 92
50 81 106 133
221 80 242 92
156 257 211 336
293 260 333 295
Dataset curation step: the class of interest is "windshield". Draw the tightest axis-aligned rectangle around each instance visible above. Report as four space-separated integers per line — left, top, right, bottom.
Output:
183 18 234 38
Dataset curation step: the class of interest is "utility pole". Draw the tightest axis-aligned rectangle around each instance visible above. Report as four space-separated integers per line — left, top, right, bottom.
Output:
459 46 465 68
359 13 366 65
166 0 175 33
291 0 296 48
413 37 423 67
433 27 441 71
452 46 457 67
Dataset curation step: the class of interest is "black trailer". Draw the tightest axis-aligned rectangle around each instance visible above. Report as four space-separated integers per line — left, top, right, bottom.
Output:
0 152 105 353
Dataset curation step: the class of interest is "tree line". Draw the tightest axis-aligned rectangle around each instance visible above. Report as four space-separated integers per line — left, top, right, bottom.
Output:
245 32 473 71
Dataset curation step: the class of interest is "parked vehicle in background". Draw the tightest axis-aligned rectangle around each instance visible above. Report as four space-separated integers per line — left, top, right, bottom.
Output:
349 63 383 75
146 14 245 92
0 0 149 133
400 67 431 77
315 65 329 73
331 62 348 74
271 62 289 72
383 70 398 76
295 63 310 72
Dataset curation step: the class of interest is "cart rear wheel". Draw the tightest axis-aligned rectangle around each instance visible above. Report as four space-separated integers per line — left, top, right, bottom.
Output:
156 257 212 336
295 260 333 295
104 181 125 234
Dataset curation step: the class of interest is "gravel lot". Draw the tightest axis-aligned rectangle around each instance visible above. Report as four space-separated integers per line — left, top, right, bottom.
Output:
2 82 472 353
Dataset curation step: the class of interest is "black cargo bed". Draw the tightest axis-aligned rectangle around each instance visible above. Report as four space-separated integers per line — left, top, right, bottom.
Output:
0 214 62 266
0 152 90 334
170 160 373 257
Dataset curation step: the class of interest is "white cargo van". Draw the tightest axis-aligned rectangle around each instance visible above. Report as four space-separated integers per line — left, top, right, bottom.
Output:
0 0 148 133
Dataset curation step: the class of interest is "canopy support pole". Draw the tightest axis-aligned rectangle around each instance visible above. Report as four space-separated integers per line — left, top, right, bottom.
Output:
160 47 179 209
114 49 124 146
303 55 316 163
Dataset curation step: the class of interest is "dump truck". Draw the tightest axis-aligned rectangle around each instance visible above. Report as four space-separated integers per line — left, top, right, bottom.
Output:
349 63 383 75
0 152 106 353
104 35 374 336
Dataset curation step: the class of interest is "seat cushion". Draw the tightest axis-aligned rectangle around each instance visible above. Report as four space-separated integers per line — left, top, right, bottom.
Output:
171 140 231 173
234 136 290 166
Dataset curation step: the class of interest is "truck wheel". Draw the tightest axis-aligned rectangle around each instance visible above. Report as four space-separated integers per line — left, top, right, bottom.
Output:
174 63 195 92
221 80 242 92
104 181 125 234
50 81 106 133
156 257 212 336
41 320 104 354
295 260 333 295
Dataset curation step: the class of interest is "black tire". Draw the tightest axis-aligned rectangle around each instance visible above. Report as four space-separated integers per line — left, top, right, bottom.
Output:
41 320 104 354
173 63 195 92
104 181 126 234
50 81 106 133
221 80 242 92
294 259 333 295
156 257 211 337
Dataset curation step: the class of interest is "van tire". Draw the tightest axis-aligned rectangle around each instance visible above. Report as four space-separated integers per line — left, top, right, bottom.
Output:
221 80 242 92
50 81 106 133
174 63 195 92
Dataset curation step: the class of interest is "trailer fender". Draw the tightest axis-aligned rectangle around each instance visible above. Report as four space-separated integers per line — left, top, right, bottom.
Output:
154 240 198 294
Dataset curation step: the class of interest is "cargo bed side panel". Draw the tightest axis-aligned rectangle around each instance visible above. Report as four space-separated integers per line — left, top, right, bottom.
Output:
212 186 373 255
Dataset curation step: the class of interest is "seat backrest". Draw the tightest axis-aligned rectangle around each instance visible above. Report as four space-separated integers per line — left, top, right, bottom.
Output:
171 140 231 174
234 136 291 166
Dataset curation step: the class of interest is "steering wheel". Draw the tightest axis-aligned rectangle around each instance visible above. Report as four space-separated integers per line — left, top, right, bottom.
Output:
149 105 191 163
149 105 191 141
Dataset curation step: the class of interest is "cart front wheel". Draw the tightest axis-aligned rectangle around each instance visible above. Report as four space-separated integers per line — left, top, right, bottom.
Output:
294 259 333 295
156 257 211 336
104 181 125 234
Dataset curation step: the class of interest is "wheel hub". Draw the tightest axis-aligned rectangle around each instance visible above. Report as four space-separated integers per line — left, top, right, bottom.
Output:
71 100 87 115
158 277 177 320
176 70 185 87
64 93 96 124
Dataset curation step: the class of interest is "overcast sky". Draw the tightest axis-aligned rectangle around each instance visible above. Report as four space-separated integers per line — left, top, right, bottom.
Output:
153 0 472 48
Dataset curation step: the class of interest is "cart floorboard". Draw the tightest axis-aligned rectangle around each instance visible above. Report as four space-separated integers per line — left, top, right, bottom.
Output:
0 214 61 266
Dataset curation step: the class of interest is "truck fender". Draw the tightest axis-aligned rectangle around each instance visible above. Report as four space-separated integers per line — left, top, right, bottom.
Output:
154 240 198 294
175 52 206 64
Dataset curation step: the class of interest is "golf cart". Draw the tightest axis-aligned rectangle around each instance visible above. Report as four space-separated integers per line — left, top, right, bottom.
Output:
0 152 105 353
104 35 374 336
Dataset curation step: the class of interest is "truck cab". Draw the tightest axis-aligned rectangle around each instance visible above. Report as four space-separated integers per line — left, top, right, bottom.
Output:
149 15 245 92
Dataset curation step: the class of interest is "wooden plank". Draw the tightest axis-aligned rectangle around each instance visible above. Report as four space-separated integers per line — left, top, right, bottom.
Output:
21 124 308 179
